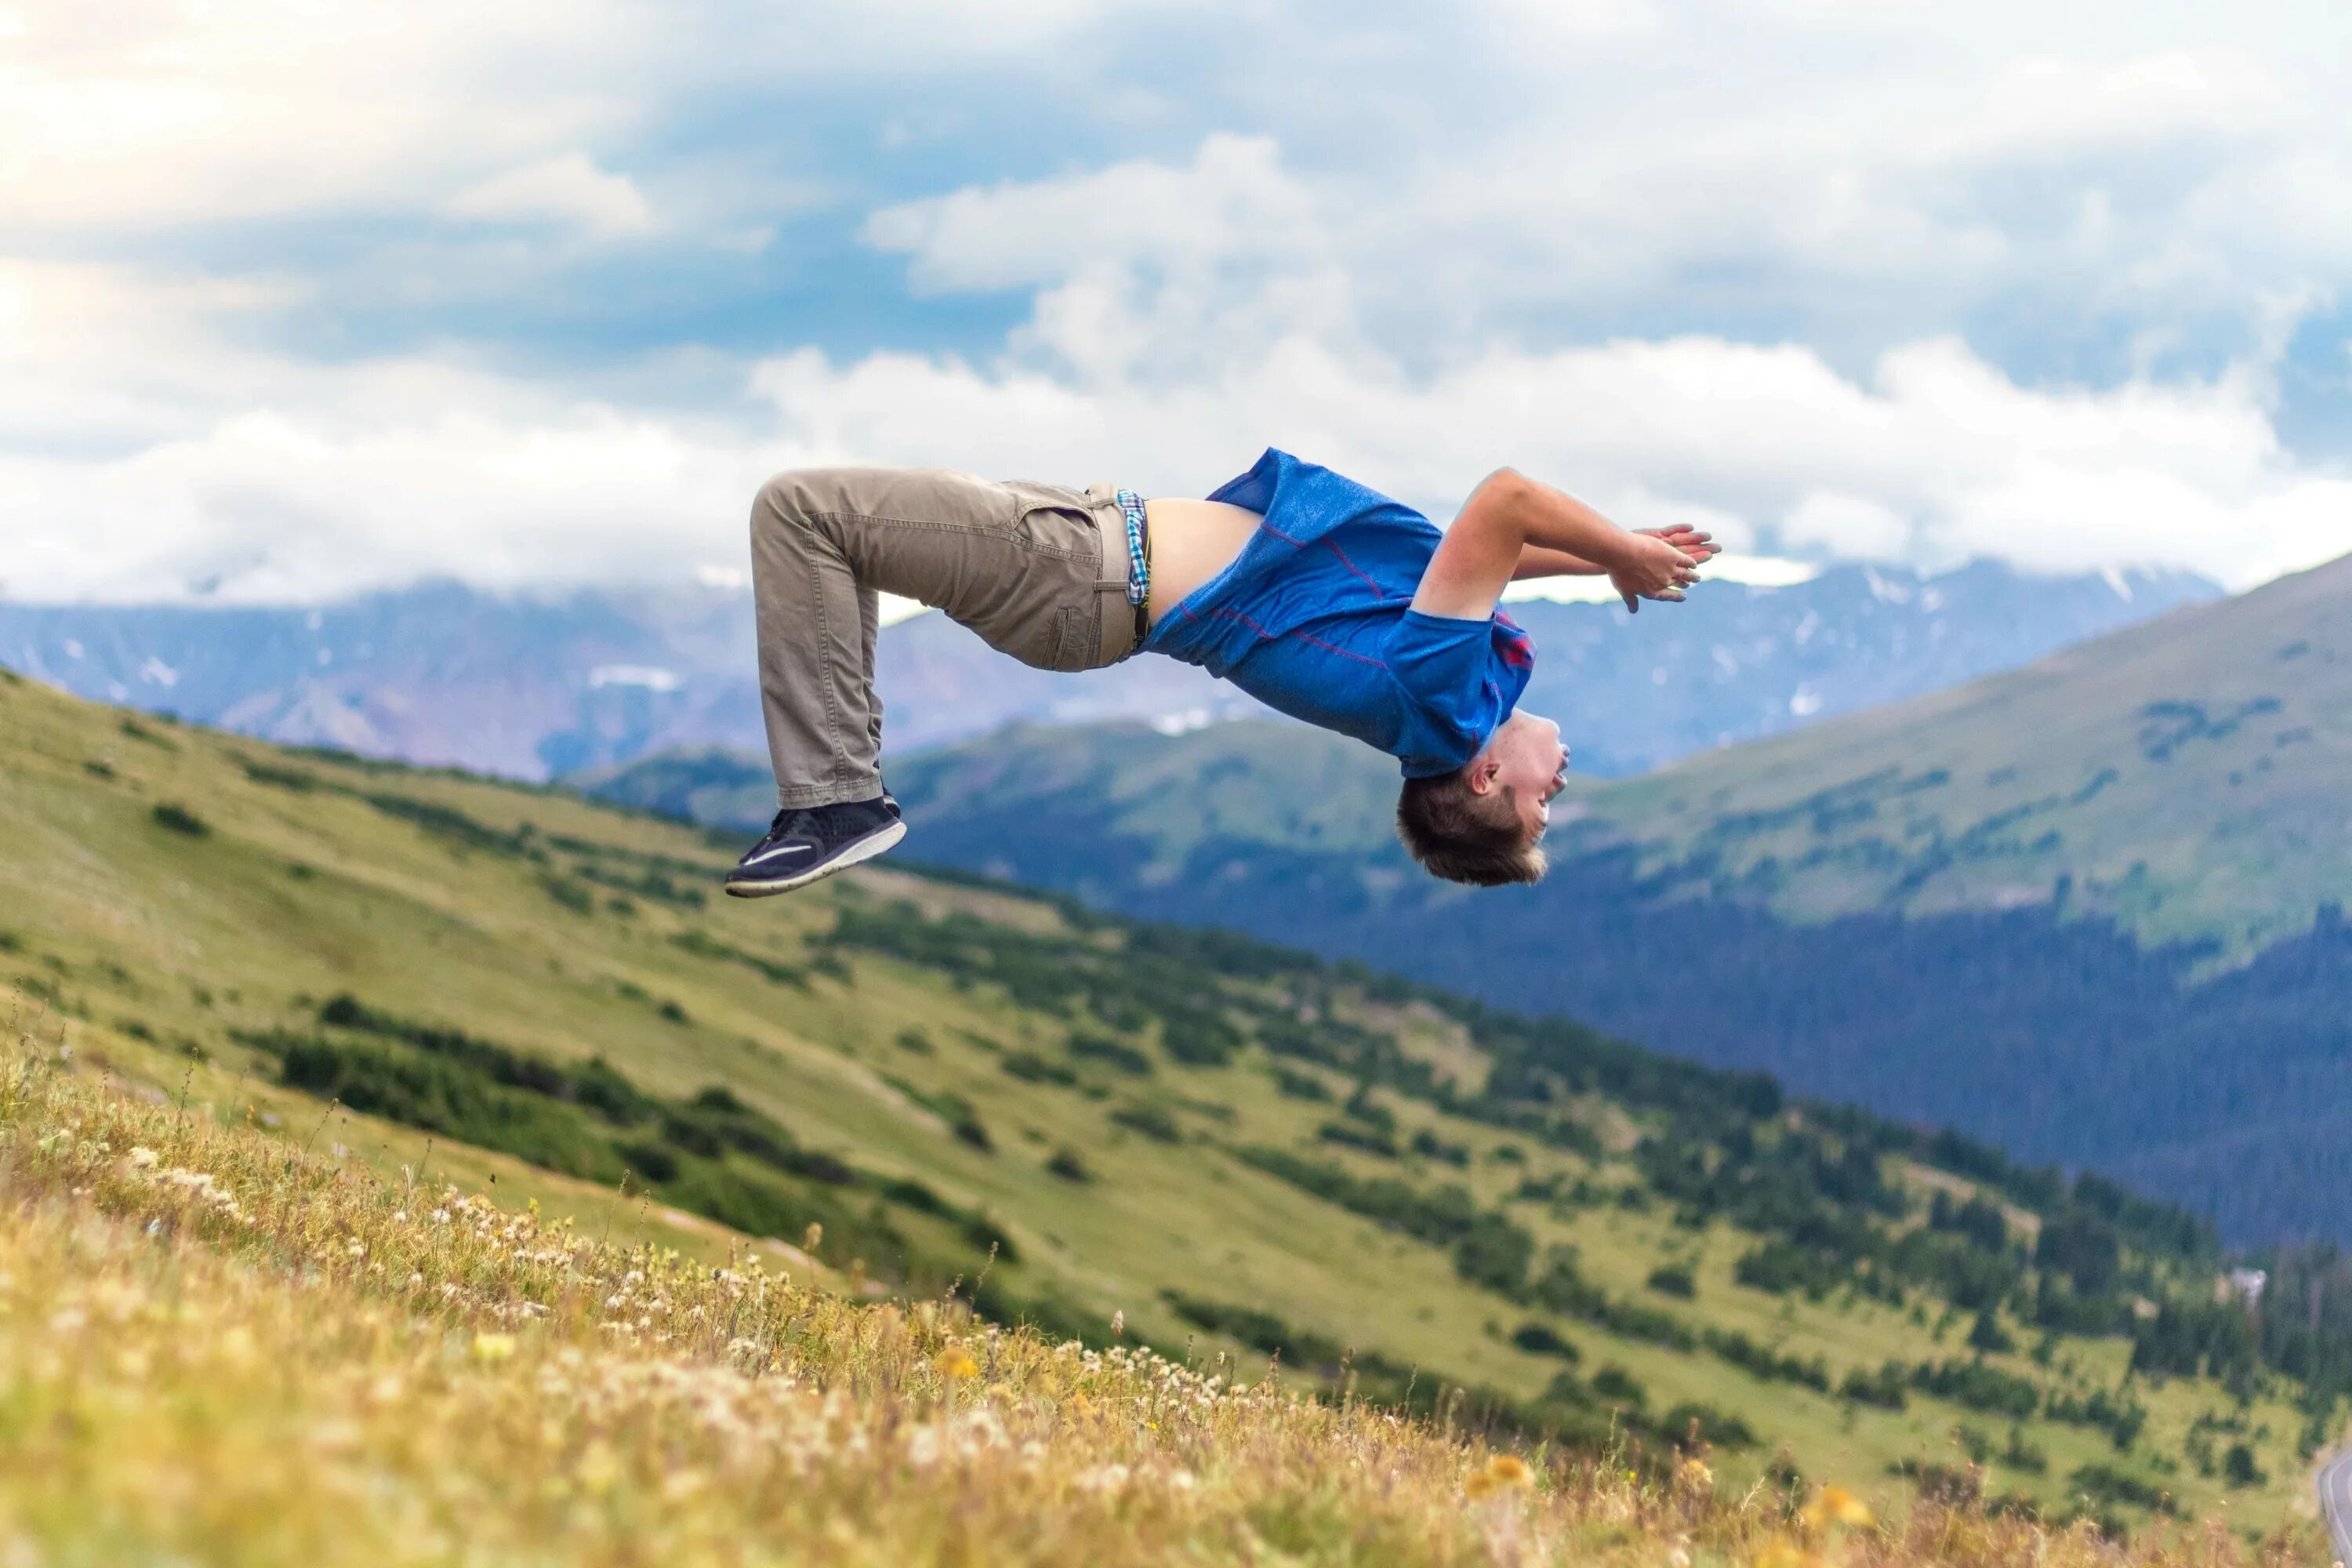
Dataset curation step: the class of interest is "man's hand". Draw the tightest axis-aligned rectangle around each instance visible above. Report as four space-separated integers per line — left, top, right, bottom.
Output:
1640 524 1720 567
1610 531 1704 613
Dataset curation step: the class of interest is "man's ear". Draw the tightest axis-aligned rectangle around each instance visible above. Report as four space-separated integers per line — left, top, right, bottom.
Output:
1463 752 1504 797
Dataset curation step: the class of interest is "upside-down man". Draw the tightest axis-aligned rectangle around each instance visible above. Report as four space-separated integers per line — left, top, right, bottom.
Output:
727 451 1715 896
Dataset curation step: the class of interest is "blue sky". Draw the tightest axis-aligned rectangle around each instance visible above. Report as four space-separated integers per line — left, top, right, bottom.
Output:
2 0 2349 603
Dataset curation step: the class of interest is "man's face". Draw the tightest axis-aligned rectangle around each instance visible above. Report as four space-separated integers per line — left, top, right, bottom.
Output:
1476 711 1569 842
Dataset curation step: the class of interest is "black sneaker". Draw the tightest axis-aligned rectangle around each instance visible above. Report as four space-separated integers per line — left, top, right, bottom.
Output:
723 798 906 897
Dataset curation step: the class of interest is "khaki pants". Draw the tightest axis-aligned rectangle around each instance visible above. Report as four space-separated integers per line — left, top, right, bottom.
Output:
750 467 1138 808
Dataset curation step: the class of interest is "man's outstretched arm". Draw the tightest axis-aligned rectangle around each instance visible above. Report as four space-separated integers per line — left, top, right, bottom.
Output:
1417 469 1705 619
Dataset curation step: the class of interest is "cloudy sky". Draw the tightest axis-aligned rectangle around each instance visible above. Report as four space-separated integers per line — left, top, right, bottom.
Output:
3 0 2350 604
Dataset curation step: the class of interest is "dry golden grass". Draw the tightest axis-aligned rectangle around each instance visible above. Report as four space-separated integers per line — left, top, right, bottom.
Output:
0 1000 2316 1566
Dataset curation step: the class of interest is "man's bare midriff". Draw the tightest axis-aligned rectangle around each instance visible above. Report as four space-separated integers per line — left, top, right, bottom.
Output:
1142 498 1262 627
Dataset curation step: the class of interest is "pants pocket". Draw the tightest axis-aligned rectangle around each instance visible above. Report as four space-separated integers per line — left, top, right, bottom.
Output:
1047 602 1106 672
1009 492 1098 555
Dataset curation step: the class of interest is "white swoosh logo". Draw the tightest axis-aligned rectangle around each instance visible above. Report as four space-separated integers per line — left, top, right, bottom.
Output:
743 842 814 866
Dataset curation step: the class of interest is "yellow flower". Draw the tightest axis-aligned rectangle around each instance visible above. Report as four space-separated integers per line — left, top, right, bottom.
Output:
1755 1537 1825 1568
575 1440 621 1496
934 1345 979 1380
471 1332 517 1364
1466 1454 1533 1499
1799 1483 1875 1533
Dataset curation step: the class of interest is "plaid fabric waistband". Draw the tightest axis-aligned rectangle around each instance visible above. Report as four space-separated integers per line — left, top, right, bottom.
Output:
1116 488 1151 652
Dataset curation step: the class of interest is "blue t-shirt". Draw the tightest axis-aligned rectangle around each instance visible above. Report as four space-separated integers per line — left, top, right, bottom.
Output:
1143 448 1536 777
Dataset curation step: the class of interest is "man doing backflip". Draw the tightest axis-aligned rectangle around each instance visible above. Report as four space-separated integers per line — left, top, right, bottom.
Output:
726 450 1715 896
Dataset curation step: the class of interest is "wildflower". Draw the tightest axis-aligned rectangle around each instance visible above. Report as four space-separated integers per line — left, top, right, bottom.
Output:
1754 1539 1824 1568
1111 1309 1124 1338
1076 1463 1131 1494
1465 1454 1533 1501
935 1345 980 1381
217 1326 257 1369
473 1332 517 1364
1799 1484 1874 1533
575 1441 622 1496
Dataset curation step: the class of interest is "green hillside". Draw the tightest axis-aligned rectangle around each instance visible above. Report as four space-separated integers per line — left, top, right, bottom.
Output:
0 666 2334 1539
1563 551 2352 959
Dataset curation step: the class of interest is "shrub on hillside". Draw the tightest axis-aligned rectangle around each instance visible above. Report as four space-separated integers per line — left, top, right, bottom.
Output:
151 803 209 837
1646 1264 1697 1299
1316 1120 1399 1158
1591 1366 1646 1406
1842 1362 1909 1410
1410 1128 1470 1167
1269 1065 1332 1101
1001 1051 1077 1087
1158 1007 1243 1067
1509 1321 1580 1360
1067 1032 1153 1076
1909 1358 2039 1420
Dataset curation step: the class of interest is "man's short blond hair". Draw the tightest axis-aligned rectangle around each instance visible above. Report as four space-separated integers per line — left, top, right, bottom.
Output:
1396 770 1548 887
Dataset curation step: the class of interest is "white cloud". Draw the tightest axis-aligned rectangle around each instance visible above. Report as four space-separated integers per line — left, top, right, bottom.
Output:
0 0 1145 238
865 134 1316 292
742 328 2352 592
9 252 2343 606
5 5 2352 609
0 0 647 233
1947 50 2283 165
445 154 655 237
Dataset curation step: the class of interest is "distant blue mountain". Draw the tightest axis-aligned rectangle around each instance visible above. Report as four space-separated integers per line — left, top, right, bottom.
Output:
0 559 2216 782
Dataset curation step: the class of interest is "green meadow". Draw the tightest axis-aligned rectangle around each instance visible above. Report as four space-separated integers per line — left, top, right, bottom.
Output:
0 667 2321 1544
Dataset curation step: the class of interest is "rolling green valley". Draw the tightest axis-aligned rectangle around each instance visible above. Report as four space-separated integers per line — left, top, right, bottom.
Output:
2 666 2339 1548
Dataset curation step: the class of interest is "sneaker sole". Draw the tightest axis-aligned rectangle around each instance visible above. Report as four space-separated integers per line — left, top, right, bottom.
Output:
722 818 906 898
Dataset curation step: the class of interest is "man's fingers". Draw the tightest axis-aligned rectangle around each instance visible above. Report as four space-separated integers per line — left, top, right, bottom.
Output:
1622 590 1640 613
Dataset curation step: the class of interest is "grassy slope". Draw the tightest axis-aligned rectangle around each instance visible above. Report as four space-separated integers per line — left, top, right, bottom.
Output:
16 1051 2310 1567
0 669 2319 1537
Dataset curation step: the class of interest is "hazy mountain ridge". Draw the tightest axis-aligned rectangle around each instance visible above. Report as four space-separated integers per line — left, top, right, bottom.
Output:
0 557 2215 784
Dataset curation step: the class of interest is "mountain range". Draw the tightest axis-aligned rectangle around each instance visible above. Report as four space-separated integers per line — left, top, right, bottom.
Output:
586 554 2352 1243
0 558 2214 782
